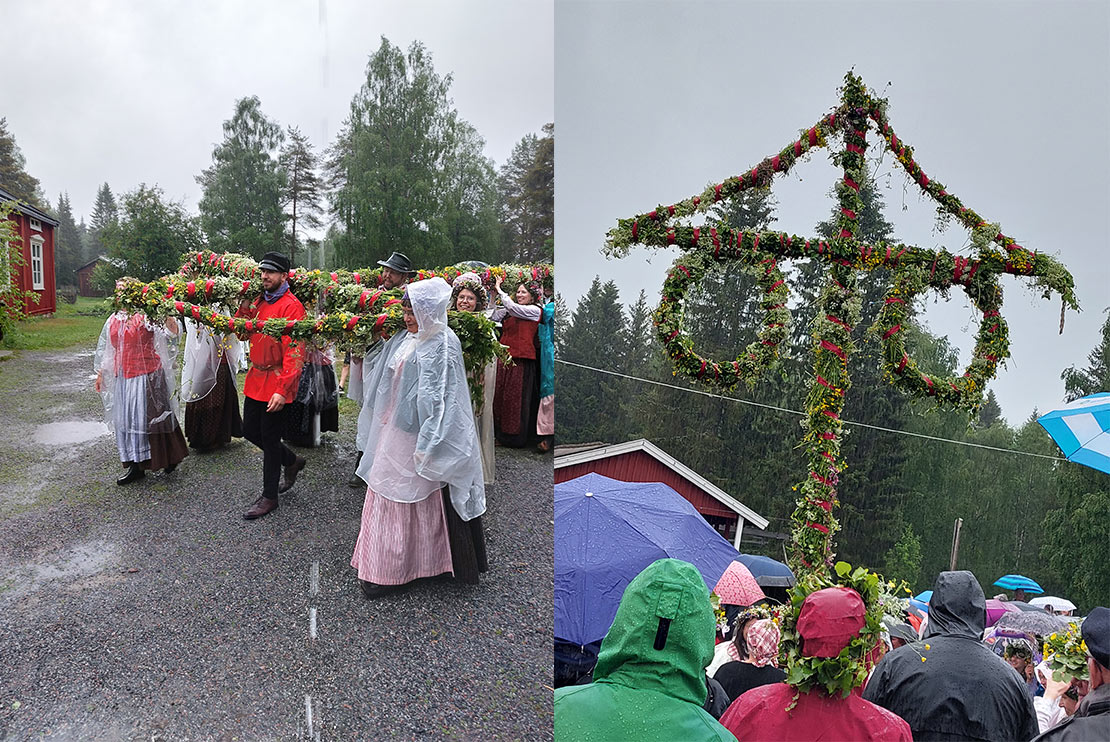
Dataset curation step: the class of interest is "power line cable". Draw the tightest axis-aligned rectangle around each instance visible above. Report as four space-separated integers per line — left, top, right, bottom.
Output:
555 358 1065 462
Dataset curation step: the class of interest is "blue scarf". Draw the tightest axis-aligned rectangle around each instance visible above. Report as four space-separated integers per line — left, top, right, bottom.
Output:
263 280 290 303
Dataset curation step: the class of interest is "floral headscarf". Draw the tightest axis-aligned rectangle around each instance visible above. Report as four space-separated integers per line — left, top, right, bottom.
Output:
745 619 782 668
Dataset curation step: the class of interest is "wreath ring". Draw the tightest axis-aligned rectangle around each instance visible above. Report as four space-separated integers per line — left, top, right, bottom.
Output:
873 256 1009 409
655 232 791 389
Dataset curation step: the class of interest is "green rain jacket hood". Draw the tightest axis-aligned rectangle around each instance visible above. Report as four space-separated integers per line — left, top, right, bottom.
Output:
554 559 736 741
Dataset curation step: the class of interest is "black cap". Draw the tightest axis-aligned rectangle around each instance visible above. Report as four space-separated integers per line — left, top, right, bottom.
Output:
259 251 290 273
1082 606 1109 669
377 251 415 274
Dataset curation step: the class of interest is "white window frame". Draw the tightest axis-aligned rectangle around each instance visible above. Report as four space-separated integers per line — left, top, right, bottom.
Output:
29 217 42 232
30 236 44 290
1 239 11 292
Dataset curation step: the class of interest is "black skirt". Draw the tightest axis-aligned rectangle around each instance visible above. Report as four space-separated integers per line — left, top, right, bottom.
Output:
442 487 489 585
184 360 242 450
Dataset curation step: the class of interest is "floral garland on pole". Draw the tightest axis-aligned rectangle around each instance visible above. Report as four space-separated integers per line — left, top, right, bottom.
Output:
605 72 1078 694
112 253 553 406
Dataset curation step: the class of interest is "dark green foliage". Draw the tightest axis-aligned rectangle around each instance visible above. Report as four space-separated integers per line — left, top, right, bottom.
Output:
815 174 906 568
54 193 84 286
499 123 554 263
327 37 501 269
977 390 1003 428
197 96 287 259
883 523 922 586
0 118 42 205
1040 490 1110 611
99 185 203 283
279 126 324 265
555 277 629 444
88 183 119 258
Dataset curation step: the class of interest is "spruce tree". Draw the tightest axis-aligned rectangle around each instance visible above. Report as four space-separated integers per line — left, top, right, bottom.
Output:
556 278 628 444
0 118 42 204
279 126 324 265
89 183 119 257
54 193 84 286
813 174 907 568
197 96 286 259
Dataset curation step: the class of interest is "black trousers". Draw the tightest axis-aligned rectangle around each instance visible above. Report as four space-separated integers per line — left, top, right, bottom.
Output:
242 397 296 499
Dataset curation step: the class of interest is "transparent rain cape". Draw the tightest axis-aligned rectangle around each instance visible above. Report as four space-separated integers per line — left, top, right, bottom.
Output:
180 317 243 403
94 311 180 433
354 278 486 521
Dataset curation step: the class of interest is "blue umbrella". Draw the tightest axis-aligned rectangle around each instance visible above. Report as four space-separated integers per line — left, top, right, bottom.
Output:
993 574 1044 594
914 590 933 603
1038 393 1110 474
908 598 929 615
734 554 795 588
555 472 740 645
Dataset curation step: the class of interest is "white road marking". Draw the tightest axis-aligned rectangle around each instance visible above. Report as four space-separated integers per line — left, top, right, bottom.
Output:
309 607 317 640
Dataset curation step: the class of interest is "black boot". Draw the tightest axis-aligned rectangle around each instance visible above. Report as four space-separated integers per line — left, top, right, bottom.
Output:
347 451 365 489
117 463 145 485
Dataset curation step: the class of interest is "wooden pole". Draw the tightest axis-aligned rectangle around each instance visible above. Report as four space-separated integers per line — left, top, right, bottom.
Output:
950 518 963 571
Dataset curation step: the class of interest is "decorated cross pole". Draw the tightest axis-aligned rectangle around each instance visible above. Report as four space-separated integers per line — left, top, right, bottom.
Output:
606 73 1076 589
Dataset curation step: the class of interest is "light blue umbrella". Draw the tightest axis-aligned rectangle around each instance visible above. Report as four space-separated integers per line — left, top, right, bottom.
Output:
914 590 933 603
993 574 1044 594
1037 392 1110 474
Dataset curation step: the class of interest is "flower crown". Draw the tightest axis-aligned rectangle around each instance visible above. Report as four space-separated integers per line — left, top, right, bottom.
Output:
450 272 489 311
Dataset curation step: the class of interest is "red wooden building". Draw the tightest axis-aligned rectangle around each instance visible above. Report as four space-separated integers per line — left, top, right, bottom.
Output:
555 438 769 548
2 186 58 316
75 255 123 297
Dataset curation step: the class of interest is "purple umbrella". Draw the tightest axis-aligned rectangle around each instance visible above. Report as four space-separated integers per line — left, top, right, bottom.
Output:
554 473 740 645
985 599 1018 627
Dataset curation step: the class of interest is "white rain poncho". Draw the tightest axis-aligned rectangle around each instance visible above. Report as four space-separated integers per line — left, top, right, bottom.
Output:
94 311 180 461
353 277 486 521
180 318 243 403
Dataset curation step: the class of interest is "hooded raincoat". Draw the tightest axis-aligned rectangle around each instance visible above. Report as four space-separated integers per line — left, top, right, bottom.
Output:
863 570 1039 741
554 558 736 742
719 587 912 742
353 278 485 521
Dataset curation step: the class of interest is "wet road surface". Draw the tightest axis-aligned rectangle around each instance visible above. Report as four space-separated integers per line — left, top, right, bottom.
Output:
0 346 554 740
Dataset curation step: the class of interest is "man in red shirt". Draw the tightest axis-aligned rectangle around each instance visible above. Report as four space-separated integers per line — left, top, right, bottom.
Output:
237 251 307 519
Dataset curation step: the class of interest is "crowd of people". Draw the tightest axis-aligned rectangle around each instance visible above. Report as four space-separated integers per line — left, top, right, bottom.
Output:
555 561 1109 741
94 249 554 599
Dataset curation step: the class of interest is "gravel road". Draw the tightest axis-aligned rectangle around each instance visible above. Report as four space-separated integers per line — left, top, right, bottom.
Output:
0 345 554 741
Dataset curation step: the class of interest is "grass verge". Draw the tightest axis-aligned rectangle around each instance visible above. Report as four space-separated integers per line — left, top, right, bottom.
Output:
1 296 111 351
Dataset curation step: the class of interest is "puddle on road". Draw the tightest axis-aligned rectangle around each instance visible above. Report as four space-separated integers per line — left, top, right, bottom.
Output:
1 539 120 601
28 540 119 581
33 421 110 445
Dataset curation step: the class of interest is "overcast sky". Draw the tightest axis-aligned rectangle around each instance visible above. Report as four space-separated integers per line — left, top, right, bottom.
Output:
6 0 553 224
556 0 1110 426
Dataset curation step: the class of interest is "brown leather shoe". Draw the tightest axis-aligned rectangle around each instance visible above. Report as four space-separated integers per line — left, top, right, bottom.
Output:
243 496 279 520
279 456 307 493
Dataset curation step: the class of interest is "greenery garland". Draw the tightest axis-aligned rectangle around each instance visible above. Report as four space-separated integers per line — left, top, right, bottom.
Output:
112 252 554 405
605 71 1079 694
656 247 790 387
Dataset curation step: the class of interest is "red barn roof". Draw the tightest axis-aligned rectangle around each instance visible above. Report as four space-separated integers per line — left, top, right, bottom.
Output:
555 438 769 536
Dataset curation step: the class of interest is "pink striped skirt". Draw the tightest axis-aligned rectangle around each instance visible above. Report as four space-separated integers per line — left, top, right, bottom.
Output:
350 487 454 585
